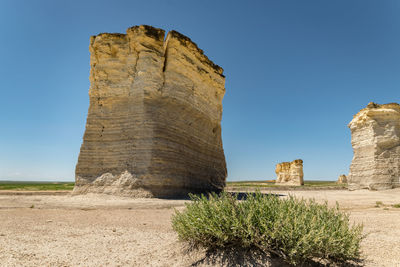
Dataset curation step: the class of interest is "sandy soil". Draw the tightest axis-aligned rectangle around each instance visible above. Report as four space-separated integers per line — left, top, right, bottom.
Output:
0 189 400 267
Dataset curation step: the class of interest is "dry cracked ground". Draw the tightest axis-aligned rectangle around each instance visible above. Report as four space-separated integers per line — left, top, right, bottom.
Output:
1 189 400 266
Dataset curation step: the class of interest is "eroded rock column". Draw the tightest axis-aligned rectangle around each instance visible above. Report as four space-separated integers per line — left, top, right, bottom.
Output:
337 175 348 184
275 159 304 186
348 102 400 190
74 25 227 197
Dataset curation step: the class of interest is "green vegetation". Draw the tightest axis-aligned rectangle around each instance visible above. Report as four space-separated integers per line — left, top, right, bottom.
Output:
0 181 74 191
375 201 384 207
392 203 400 208
172 192 363 265
226 180 343 189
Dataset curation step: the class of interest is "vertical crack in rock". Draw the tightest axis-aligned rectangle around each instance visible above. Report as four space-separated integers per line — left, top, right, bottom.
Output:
74 25 227 198
126 39 139 96
348 102 400 190
157 37 168 92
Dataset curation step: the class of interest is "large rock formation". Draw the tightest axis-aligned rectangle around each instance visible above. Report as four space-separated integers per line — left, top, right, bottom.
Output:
348 102 400 190
74 25 227 197
275 159 304 186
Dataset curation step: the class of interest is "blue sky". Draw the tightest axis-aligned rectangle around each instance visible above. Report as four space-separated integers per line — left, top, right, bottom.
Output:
0 0 399 181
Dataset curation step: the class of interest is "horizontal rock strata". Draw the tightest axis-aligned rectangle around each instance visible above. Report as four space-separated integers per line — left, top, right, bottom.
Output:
74 25 226 198
275 159 304 186
348 102 400 190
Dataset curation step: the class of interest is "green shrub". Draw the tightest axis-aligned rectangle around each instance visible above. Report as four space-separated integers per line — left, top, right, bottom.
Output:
392 203 400 208
172 192 363 265
375 201 384 207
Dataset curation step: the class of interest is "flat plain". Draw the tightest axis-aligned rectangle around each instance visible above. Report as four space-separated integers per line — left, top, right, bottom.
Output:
0 182 399 266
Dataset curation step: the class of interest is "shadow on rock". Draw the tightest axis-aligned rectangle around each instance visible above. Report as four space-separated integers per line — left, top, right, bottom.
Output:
229 192 285 200
158 191 285 201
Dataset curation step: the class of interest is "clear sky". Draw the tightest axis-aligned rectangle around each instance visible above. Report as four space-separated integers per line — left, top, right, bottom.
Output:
0 0 399 181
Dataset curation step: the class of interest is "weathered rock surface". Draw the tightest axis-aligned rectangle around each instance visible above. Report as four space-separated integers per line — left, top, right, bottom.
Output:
74 25 227 198
337 174 348 184
348 102 400 190
275 159 304 186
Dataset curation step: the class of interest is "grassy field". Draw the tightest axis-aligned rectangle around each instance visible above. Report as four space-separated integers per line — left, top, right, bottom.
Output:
0 181 75 191
226 180 344 188
0 180 343 191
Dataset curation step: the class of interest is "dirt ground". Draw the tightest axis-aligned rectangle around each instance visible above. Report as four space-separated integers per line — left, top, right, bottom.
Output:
0 189 400 267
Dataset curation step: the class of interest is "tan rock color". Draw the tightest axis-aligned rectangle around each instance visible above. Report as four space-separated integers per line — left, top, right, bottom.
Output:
337 174 348 184
74 25 227 198
348 102 400 190
275 159 304 186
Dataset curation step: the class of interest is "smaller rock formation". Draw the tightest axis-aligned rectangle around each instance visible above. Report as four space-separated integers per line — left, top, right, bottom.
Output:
275 159 304 186
337 174 347 184
348 102 400 190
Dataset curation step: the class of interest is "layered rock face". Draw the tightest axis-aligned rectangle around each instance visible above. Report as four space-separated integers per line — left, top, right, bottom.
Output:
337 174 347 184
74 25 227 197
348 102 400 190
275 159 304 186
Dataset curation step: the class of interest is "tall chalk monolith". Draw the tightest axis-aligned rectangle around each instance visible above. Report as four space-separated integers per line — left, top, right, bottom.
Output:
74 25 227 197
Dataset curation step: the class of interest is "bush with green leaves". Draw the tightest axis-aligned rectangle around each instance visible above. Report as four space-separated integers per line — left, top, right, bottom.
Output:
172 192 363 265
